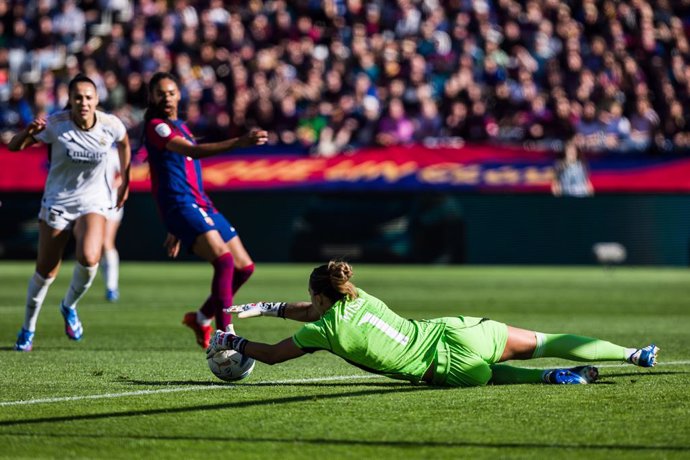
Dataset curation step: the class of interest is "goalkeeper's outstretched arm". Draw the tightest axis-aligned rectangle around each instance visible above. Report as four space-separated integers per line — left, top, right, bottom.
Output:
208 332 305 365
244 338 306 365
227 302 322 322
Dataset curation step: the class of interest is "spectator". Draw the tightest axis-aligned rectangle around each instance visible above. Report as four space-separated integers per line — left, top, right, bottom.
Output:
627 98 660 152
575 101 605 152
1 0 690 156
552 140 594 197
376 98 414 147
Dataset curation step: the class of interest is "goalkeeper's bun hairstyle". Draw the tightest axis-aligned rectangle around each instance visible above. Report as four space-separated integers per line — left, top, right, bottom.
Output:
309 261 358 302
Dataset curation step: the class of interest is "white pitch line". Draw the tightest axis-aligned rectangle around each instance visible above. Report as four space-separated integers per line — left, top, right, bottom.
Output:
1 360 688 409
0 374 380 408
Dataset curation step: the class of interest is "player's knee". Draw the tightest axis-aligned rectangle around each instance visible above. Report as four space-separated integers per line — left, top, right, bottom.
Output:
78 251 101 267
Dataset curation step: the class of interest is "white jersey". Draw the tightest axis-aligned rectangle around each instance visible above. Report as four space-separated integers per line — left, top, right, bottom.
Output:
35 110 126 211
107 145 121 206
106 145 124 221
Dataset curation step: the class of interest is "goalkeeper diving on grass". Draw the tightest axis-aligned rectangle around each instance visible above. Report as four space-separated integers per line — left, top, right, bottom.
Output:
207 261 659 386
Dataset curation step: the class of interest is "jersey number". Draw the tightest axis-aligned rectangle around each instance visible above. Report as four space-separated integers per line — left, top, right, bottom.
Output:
358 313 409 345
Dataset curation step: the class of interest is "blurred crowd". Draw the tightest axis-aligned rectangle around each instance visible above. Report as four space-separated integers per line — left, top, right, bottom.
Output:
2 0 690 156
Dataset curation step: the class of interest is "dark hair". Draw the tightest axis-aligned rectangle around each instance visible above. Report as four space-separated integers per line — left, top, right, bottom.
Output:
143 71 180 125
64 73 97 110
309 261 358 302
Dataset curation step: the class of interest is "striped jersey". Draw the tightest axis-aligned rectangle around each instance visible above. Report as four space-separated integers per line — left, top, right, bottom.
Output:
144 118 215 212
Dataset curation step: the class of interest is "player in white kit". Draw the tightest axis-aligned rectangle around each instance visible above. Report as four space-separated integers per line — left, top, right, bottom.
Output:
102 148 124 302
8 74 131 351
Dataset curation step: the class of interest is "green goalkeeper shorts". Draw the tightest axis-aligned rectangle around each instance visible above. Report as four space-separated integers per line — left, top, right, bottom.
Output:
430 316 509 387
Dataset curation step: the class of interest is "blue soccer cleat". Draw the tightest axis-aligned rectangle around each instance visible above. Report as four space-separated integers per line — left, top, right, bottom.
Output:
544 365 599 384
628 344 659 368
105 289 119 302
60 302 83 341
14 328 34 352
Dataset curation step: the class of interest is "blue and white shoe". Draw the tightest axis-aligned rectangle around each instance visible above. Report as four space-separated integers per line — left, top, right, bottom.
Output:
14 328 34 352
544 365 599 384
628 344 659 368
60 302 83 341
105 289 119 302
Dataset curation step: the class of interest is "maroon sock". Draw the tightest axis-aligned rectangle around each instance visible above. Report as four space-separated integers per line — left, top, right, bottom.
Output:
210 252 234 330
232 263 255 294
199 295 217 320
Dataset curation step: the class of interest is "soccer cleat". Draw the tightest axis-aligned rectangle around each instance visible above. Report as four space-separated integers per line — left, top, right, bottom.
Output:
14 328 34 352
182 312 212 349
60 302 83 341
628 344 659 368
105 289 120 302
544 365 599 384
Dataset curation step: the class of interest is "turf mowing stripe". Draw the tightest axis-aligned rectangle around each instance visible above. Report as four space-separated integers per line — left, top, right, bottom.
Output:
1 360 688 408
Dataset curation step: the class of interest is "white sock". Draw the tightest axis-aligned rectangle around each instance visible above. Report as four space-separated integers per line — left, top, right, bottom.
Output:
62 262 98 309
196 310 212 326
101 248 119 291
532 332 546 358
625 347 638 361
23 272 56 331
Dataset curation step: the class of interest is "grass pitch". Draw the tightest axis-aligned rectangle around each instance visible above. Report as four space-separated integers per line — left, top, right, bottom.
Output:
0 262 688 459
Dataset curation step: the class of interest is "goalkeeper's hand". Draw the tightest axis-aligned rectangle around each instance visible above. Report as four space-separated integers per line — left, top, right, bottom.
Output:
225 302 286 318
206 330 247 358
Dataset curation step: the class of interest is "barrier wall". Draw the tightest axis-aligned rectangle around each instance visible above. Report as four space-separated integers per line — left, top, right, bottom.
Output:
2 191 689 266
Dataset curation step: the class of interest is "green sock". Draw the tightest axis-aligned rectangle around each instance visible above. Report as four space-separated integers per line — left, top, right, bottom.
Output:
534 333 628 362
489 364 547 384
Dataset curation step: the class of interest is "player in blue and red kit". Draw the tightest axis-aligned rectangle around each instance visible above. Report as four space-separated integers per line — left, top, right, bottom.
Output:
143 72 268 348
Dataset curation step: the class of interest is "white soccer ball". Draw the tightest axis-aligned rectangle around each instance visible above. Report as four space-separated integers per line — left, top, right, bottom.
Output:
207 349 256 382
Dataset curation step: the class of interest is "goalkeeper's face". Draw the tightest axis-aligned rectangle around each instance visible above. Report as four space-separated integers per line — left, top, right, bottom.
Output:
151 78 181 119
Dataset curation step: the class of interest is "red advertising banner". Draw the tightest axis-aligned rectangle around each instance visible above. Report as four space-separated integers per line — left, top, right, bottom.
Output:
1 144 689 193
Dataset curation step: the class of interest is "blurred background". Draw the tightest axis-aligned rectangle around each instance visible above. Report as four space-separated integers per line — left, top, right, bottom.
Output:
1 0 689 265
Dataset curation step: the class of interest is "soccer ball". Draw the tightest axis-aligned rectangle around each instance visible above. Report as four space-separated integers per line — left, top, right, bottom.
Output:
207 349 256 382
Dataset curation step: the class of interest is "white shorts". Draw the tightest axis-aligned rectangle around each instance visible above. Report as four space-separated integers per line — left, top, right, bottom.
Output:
38 205 109 231
106 206 124 222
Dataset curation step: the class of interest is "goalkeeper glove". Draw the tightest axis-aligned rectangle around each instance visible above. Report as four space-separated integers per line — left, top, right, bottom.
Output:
206 330 248 358
225 302 287 318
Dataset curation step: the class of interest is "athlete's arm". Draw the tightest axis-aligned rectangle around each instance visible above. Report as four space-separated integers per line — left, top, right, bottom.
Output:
115 133 132 208
245 338 306 365
7 118 46 151
165 128 268 159
228 302 321 322
208 333 306 365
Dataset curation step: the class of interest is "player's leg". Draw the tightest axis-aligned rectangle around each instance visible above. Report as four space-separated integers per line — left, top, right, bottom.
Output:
15 219 70 351
199 211 252 333
490 327 598 384
101 214 121 302
226 235 254 294
59 213 106 340
490 325 658 384
180 229 233 347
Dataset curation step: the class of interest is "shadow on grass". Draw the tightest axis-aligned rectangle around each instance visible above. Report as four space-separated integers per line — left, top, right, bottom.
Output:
603 370 687 378
120 378 420 389
0 385 443 428
0 431 687 452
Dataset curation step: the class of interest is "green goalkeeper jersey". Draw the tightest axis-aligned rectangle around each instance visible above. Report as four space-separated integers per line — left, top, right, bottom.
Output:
292 289 446 382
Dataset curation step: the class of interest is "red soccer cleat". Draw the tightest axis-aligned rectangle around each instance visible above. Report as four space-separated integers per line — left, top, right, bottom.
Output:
182 311 212 349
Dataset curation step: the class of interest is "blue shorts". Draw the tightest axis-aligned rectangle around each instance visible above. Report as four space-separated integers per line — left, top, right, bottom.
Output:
163 203 237 250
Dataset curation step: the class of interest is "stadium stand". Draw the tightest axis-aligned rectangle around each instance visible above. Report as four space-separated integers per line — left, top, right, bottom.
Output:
1 0 690 156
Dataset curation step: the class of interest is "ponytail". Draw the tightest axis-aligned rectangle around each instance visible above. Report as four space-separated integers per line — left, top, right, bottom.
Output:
309 261 358 302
